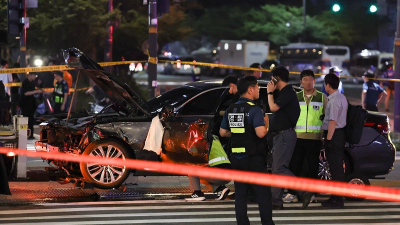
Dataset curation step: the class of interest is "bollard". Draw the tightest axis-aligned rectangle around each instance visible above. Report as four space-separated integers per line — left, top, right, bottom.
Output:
14 116 28 179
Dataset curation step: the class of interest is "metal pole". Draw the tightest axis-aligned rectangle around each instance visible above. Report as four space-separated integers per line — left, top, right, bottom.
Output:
19 0 26 72
303 0 306 42
148 0 157 99
394 0 400 132
66 70 81 125
104 0 113 72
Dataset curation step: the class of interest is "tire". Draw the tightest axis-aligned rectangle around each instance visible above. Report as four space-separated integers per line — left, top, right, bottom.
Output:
80 139 133 189
345 173 369 201
318 149 332 181
319 150 351 181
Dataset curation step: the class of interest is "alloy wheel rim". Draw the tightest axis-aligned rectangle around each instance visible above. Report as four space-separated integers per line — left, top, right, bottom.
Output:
86 144 126 184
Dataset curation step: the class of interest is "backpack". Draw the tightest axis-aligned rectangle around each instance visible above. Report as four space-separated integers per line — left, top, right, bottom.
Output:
345 103 367 145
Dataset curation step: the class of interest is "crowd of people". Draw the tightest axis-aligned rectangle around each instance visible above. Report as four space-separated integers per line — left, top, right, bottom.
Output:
0 58 396 224
186 63 394 225
0 59 75 139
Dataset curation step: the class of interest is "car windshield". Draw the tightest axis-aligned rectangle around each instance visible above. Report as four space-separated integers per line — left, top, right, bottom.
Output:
147 86 201 112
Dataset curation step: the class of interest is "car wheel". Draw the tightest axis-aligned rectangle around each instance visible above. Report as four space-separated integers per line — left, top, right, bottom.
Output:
318 149 332 180
345 173 369 201
80 139 132 189
319 150 352 180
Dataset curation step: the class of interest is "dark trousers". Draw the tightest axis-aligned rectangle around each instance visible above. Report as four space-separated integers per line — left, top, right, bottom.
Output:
0 155 11 195
290 138 322 179
366 104 378 112
53 103 65 114
271 129 303 205
230 155 274 225
22 110 34 138
324 128 346 202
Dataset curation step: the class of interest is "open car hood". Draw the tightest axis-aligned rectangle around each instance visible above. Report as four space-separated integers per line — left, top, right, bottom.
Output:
63 48 151 117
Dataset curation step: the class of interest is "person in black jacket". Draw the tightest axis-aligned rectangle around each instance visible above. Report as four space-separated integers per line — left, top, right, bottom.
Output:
19 73 43 140
220 76 273 225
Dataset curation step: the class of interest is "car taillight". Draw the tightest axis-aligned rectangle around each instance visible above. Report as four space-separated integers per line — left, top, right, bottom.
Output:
177 60 181 69
193 60 196 69
364 122 389 134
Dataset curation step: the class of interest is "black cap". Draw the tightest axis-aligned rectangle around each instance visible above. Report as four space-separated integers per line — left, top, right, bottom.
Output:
53 71 63 77
363 70 375 78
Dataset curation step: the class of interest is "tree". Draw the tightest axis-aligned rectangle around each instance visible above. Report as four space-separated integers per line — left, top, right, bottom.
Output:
113 3 193 61
27 0 115 61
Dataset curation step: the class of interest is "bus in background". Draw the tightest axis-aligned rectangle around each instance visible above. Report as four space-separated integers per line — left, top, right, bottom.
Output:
350 49 393 83
279 43 350 81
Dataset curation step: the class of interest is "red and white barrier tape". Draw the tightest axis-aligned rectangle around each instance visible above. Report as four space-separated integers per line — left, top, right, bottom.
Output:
0 147 399 202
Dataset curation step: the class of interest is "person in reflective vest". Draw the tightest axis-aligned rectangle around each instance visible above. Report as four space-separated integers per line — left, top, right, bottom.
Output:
185 76 239 202
220 76 273 225
185 134 232 202
284 70 327 203
52 71 69 114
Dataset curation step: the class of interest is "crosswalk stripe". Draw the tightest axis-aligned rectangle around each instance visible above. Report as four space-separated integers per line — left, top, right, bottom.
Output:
2 201 400 215
36 199 400 207
2 215 400 225
2 202 400 215
4 205 400 219
2 208 400 221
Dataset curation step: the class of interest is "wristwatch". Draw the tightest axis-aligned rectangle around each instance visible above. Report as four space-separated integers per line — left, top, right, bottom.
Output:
268 92 274 95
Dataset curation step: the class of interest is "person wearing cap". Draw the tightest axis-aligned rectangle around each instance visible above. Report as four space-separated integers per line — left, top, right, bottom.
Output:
321 67 344 96
245 63 263 79
18 72 43 140
52 71 69 114
361 70 387 112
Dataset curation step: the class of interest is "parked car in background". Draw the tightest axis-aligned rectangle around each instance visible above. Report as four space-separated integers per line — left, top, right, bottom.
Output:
34 48 395 193
157 53 200 76
191 47 219 76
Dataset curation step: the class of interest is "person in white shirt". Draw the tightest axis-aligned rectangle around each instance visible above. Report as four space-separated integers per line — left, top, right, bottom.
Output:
0 59 12 99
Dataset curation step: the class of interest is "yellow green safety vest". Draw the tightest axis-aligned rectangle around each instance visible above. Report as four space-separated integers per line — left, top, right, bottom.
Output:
54 82 64 104
208 135 230 167
295 90 324 133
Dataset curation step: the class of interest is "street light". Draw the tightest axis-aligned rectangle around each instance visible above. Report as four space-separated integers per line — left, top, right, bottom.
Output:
332 4 341 12
370 5 378 13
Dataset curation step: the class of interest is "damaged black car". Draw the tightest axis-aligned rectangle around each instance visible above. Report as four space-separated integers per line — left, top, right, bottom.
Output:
35 48 235 189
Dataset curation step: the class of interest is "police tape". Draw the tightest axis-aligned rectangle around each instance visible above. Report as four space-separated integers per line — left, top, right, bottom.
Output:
1 146 400 202
3 83 89 93
1 58 400 83
0 61 147 74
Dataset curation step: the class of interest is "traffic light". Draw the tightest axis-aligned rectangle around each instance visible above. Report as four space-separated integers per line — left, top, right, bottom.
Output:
369 4 378 13
7 0 24 36
332 3 341 12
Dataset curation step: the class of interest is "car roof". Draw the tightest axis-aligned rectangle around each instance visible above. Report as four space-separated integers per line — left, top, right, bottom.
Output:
183 79 271 90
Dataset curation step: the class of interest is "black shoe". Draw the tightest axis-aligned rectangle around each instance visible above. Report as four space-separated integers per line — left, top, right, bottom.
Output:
185 190 205 201
272 204 284 210
215 186 230 201
301 193 314 209
321 200 344 208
